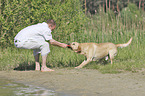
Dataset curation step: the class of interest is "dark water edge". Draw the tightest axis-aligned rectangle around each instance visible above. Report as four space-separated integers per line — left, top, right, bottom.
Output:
0 78 57 96
0 77 79 96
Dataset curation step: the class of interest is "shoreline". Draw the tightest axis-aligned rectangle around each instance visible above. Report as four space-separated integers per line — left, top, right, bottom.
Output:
0 68 145 96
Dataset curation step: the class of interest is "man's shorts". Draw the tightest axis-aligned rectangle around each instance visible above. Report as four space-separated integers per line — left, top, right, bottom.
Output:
14 39 50 56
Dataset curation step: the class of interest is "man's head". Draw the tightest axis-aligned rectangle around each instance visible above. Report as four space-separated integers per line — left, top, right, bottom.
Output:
47 19 56 30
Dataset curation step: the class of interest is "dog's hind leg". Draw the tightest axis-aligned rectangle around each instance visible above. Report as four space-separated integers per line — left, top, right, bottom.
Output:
75 59 92 69
109 49 117 64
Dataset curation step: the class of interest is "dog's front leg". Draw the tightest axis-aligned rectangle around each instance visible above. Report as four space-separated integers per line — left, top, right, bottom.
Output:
74 51 84 55
75 59 91 69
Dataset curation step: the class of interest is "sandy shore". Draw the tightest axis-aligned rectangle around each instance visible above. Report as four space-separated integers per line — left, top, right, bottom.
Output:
0 68 145 96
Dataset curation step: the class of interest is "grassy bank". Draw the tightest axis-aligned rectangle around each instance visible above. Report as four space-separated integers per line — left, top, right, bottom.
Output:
0 46 84 71
0 3 145 73
0 37 145 73
1 21 145 74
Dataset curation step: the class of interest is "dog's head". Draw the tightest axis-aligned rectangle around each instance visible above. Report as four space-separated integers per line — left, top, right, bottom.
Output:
69 42 80 51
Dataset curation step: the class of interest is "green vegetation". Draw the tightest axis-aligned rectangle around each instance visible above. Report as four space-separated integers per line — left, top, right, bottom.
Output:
0 0 86 46
0 1 145 73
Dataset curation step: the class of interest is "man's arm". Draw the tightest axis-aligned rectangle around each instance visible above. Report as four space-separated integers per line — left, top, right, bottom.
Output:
49 39 67 48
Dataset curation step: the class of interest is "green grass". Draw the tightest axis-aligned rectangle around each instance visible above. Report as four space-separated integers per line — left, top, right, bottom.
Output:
0 18 145 73
0 41 145 74
0 48 34 71
0 46 84 71
0 6 145 73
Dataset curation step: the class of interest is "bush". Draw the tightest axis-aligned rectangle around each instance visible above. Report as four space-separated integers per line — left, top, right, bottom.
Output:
0 0 87 47
120 3 143 28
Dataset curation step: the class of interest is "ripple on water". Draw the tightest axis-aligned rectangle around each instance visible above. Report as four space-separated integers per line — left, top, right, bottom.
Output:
0 78 56 96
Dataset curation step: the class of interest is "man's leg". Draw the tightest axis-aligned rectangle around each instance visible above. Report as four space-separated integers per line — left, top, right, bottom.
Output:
34 54 40 71
41 54 54 72
15 39 54 71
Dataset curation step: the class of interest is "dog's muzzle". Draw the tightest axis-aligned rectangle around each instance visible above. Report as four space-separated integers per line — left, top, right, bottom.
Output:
67 43 72 50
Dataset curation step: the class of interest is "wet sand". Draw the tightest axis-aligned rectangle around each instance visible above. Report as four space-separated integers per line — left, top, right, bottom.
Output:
0 68 145 96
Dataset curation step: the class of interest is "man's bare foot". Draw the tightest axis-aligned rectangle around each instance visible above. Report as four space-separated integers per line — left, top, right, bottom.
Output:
35 63 40 71
41 67 54 72
75 66 81 69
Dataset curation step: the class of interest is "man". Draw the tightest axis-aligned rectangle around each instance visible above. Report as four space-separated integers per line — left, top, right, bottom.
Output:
14 19 67 72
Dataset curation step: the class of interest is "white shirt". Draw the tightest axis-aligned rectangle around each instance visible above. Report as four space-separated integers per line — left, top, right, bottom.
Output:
14 22 52 42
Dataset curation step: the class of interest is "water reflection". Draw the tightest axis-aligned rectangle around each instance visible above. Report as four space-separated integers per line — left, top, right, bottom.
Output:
0 78 56 96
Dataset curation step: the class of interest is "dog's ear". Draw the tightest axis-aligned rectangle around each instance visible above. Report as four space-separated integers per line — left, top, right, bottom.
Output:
78 44 81 51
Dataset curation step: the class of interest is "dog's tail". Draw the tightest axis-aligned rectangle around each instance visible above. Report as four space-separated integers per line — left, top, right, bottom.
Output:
116 37 132 48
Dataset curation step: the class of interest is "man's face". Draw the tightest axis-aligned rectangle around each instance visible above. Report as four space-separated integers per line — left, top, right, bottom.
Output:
49 25 56 30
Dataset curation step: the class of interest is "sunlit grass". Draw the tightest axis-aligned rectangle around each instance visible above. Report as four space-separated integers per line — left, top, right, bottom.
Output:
0 41 145 74
0 9 145 73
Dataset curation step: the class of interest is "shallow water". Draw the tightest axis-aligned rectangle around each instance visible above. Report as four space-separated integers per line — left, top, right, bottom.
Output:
0 78 56 96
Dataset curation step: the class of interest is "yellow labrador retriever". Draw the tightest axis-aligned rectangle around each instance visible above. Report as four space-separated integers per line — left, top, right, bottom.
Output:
69 37 132 69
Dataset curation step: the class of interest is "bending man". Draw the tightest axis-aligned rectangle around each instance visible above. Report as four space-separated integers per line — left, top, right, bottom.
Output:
14 19 67 72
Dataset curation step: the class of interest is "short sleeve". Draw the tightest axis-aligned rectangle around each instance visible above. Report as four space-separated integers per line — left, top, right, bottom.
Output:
43 30 53 41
